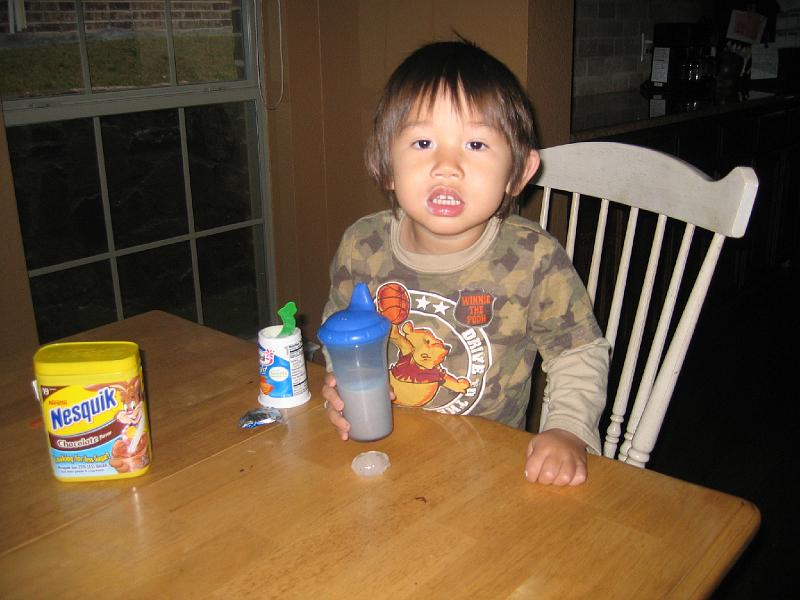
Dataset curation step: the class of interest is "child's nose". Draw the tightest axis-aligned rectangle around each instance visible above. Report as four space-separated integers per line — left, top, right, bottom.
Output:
431 149 463 179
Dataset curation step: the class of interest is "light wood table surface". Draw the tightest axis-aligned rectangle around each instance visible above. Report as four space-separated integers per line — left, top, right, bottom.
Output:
0 311 759 599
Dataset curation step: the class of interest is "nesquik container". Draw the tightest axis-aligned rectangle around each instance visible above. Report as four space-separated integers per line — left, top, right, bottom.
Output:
33 341 151 482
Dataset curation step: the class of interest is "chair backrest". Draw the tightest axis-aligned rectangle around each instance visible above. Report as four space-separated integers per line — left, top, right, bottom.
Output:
533 141 758 468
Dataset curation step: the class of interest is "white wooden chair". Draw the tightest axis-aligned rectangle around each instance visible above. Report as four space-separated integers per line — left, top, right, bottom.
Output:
533 142 758 468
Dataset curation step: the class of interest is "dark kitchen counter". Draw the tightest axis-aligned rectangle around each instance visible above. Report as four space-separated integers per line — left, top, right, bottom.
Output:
571 84 797 141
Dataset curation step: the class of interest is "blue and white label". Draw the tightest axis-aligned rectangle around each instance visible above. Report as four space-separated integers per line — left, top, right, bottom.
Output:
260 352 294 397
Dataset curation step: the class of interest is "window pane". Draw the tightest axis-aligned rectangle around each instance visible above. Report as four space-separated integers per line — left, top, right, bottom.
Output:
173 0 244 84
198 227 262 338
7 119 106 270
102 109 188 249
186 101 259 230
30 261 117 343
84 1 170 91
118 242 196 321
0 1 83 99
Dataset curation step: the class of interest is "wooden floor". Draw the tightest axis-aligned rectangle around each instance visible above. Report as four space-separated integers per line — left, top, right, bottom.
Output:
646 265 798 600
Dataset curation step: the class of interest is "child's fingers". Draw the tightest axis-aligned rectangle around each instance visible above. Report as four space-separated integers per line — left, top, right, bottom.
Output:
568 461 587 486
325 402 350 439
534 454 563 485
524 435 587 485
524 441 547 483
528 454 573 485
323 373 337 395
321 375 350 440
322 375 345 412
326 405 351 440
551 459 577 486
322 389 345 413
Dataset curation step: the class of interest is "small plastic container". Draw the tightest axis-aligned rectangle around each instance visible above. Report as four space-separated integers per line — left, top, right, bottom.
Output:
33 341 151 482
257 325 310 408
318 283 393 441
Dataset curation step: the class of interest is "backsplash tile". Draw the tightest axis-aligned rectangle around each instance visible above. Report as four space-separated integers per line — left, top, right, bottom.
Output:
573 0 711 97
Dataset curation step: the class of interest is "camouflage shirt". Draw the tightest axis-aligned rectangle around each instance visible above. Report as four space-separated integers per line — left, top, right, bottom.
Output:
322 210 604 433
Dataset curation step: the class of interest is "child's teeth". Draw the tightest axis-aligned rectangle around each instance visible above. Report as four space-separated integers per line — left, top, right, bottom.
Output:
433 194 458 205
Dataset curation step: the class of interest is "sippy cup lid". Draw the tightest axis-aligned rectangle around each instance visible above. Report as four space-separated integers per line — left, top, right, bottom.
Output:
318 283 391 346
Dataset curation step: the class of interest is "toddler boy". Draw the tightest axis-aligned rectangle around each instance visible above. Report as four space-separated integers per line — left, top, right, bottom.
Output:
321 39 609 486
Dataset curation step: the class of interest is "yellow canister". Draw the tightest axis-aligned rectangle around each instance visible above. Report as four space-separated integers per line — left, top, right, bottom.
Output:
33 341 151 482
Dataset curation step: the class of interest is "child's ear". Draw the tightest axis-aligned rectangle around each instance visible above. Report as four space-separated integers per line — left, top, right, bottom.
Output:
507 150 540 196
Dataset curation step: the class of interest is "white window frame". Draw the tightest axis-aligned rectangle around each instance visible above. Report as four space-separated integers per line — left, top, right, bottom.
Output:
2 0 275 332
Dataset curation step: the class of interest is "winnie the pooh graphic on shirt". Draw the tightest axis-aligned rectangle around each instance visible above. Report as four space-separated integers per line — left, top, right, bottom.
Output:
376 282 475 408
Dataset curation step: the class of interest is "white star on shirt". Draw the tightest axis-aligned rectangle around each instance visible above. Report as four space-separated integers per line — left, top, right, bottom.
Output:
432 301 448 315
415 296 431 310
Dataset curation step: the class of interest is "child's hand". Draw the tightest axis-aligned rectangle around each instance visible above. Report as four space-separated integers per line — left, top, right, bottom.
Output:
321 373 351 440
524 428 588 486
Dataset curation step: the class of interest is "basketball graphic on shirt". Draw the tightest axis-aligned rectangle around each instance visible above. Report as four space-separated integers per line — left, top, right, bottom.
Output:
376 282 410 324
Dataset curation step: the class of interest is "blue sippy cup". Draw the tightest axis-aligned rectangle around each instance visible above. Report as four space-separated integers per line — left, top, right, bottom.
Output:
318 283 392 441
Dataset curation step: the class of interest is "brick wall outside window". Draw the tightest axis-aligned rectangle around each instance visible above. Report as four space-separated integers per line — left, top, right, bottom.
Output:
1 1 234 34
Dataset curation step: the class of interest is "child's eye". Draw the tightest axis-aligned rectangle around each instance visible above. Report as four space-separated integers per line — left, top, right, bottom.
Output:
411 139 432 150
467 141 487 151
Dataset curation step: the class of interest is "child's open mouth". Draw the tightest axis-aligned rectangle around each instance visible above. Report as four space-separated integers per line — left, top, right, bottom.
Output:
426 189 464 217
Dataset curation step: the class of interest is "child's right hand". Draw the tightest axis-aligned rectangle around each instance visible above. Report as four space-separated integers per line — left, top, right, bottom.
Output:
322 373 351 440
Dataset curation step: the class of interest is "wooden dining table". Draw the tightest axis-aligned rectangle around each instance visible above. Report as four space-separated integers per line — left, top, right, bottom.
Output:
0 310 759 599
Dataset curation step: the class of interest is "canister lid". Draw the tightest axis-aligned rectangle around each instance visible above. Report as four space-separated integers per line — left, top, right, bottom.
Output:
33 341 140 376
318 283 391 346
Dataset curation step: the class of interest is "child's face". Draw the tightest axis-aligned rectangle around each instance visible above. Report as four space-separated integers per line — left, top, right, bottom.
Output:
389 91 518 252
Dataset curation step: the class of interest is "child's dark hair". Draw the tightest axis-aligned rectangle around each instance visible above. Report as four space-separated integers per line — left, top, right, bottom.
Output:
366 38 538 219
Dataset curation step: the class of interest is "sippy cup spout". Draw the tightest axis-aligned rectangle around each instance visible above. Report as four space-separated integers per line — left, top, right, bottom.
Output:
349 283 374 312
317 282 391 347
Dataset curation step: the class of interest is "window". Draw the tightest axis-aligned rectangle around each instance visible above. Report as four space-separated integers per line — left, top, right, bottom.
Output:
1 1 273 342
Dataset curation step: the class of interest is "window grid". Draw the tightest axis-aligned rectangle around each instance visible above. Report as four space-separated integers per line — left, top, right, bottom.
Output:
2 0 274 336
178 105 204 324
